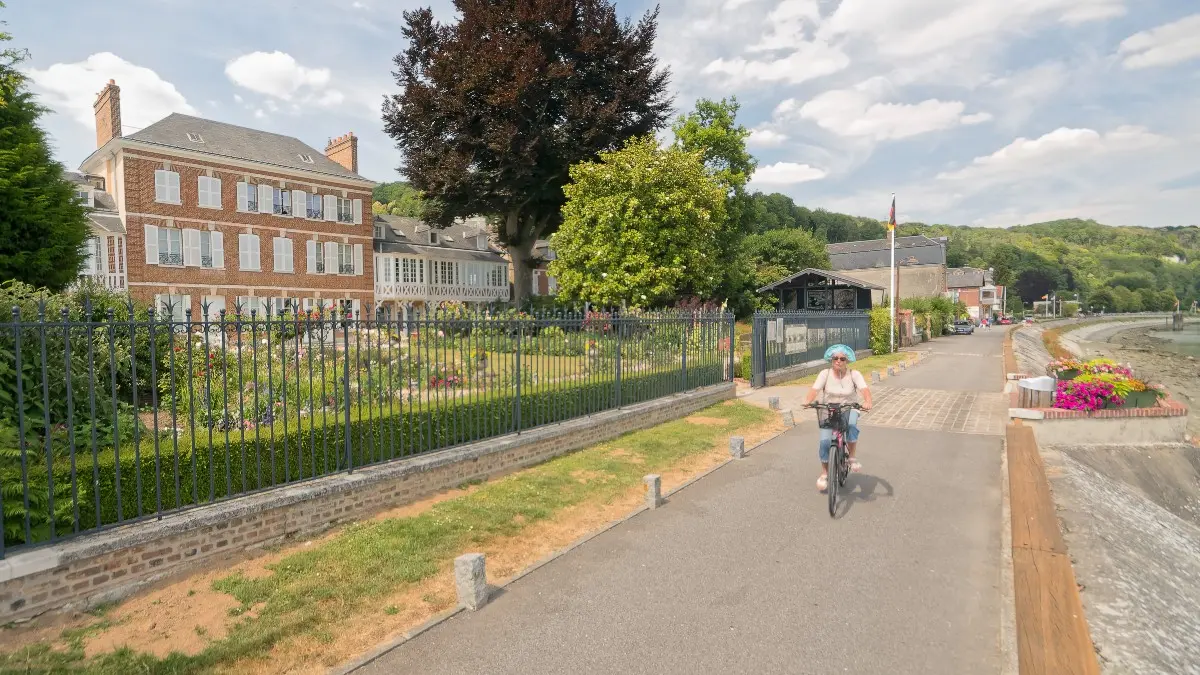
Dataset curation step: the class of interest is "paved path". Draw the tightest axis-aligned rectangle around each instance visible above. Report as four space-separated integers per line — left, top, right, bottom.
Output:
359 331 1008 675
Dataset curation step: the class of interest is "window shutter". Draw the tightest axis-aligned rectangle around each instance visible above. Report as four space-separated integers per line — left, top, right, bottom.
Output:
353 244 363 275
143 224 159 264
324 242 337 274
258 184 273 214
154 171 166 202
183 229 201 266
211 177 222 208
352 199 363 225
210 231 224 268
169 172 180 203
272 237 282 272
306 240 317 273
237 182 248 212
251 235 260 270
292 189 306 218
239 234 248 270
352 299 361 320
196 176 206 207
324 195 337 222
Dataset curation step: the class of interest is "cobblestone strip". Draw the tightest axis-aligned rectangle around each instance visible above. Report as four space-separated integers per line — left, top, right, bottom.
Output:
862 386 1007 436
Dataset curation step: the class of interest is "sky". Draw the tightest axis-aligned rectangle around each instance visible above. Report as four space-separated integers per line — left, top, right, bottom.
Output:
8 0 1200 228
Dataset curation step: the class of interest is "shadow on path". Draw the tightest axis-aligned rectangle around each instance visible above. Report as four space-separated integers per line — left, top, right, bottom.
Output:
834 472 895 519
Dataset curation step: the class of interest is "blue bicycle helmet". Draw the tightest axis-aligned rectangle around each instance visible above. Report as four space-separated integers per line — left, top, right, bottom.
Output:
823 344 856 363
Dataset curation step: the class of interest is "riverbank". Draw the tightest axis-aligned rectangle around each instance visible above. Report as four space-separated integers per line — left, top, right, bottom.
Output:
1083 325 1200 442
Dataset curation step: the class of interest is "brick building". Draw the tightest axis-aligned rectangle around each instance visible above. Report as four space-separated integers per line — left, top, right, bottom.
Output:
77 80 375 321
946 267 1006 324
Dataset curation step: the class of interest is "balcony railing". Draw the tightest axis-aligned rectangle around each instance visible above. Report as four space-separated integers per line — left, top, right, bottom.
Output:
338 212 353 224
375 281 511 302
159 251 183 266
308 208 322 219
201 255 213 268
339 263 356 275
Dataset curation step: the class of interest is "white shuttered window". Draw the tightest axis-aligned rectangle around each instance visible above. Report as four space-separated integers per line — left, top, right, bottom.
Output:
273 237 294 273
154 170 180 204
197 176 222 208
238 233 261 271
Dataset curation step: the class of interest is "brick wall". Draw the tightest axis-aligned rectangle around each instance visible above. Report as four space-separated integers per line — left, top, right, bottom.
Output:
0 383 735 622
121 150 374 315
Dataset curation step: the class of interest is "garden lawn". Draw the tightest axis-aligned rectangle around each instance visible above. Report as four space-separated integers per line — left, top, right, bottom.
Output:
0 401 776 675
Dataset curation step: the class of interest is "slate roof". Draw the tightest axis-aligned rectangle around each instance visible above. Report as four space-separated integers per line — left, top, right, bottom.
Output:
373 215 507 263
122 113 370 182
947 267 988 289
757 268 886 293
826 235 946 255
67 172 125 233
827 234 947 270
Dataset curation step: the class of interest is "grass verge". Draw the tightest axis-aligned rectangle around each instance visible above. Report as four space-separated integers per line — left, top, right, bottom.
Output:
779 351 917 387
0 401 776 675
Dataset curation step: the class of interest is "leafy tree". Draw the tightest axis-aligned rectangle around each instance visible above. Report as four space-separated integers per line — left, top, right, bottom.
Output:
1014 262 1064 303
1111 286 1140 313
371 181 424 217
672 97 756 312
1135 287 1161 312
742 229 828 289
1109 271 1155 291
0 7 91 291
1088 288 1115 313
383 0 672 305
547 137 725 307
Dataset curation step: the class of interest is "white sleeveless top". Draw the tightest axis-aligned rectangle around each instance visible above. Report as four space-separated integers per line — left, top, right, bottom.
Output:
812 368 869 405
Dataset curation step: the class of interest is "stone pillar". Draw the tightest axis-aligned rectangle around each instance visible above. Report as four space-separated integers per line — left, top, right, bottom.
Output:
644 474 663 509
730 436 745 459
454 553 489 611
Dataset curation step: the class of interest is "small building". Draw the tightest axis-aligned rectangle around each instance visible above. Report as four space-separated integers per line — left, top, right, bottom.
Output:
946 267 1006 323
827 235 948 304
756 268 881 311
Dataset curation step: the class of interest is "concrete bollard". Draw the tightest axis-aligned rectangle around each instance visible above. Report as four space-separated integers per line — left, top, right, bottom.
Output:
768 397 780 410
899 361 907 370
781 410 795 427
871 371 881 383
887 366 895 376
454 553 489 611
644 474 663 509
730 436 745 459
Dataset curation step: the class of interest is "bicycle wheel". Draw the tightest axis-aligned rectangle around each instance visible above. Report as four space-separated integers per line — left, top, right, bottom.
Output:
838 438 851 488
827 436 842 517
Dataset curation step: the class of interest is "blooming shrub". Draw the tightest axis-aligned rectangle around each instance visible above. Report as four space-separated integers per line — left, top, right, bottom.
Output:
1055 379 1122 411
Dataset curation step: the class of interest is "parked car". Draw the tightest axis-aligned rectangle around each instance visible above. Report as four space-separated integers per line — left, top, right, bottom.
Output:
952 320 975 335
999 316 1013 325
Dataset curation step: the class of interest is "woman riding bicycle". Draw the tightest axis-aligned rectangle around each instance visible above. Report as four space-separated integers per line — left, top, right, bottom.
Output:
802 344 873 492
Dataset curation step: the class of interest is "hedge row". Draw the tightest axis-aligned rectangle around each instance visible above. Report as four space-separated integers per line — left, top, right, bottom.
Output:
4 363 725 548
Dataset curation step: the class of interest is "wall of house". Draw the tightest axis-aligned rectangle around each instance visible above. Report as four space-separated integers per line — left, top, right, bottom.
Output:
120 150 374 318
839 264 947 303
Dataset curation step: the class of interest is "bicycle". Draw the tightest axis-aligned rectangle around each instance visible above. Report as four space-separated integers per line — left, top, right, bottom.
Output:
806 402 863 517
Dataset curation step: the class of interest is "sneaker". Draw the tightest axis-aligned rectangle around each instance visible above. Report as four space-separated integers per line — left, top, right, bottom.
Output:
850 458 862 473
816 474 828 492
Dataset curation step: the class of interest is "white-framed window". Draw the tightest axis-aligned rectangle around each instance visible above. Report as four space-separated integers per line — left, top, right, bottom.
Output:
186 132 204 143
489 264 506 288
271 297 296 316
237 182 262 213
154 294 190 323
157 227 183 266
548 275 558 295
81 236 101 274
428 231 439 245
238 233 261 271
154 169 180 204
235 296 269 317
76 189 94 208
201 295 226 323
273 188 292 216
306 240 327 274
197 176 222 208
200 230 219 268
336 197 354 224
273 236 294 273
467 263 480 287
307 193 323 219
338 243 354 275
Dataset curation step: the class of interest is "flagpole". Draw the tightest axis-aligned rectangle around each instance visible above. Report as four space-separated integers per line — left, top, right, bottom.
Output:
889 193 896 353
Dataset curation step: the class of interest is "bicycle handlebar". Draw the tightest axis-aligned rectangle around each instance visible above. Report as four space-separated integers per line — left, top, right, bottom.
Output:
804 402 863 410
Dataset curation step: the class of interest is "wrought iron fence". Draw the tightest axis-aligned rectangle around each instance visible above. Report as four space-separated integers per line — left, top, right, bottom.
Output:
750 311 870 388
0 303 734 558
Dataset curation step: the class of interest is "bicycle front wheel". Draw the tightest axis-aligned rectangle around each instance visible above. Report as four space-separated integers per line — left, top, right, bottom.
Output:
828 438 842 517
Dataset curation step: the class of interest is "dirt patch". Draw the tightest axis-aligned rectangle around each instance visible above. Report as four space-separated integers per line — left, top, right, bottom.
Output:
685 415 728 426
607 448 644 464
84 583 239 659
570 469 607 484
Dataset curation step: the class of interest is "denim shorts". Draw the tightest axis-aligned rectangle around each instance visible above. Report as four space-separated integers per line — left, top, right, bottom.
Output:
818 408 860 463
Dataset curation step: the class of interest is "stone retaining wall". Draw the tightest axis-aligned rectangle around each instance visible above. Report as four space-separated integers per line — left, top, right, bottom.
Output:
0 383 734 623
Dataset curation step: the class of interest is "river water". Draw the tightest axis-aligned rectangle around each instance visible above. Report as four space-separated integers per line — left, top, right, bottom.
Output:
1146 322 1200 357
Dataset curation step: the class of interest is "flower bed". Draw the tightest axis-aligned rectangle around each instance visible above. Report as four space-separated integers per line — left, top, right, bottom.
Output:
1048 357 1166 411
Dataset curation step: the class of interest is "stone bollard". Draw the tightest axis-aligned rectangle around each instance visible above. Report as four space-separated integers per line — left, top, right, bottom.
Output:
887 366 895 376
454 553 489 611
781 410 795 427
871 371 881 383
899 361 907 370
644 474 664 509
768 397 780 410
730 436 745 459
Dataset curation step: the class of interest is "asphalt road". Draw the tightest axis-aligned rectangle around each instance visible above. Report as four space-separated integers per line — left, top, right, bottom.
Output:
358 331 1006 675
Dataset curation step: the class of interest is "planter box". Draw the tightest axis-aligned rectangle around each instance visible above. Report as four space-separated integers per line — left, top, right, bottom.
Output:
1053 369 1081 381
1124 391 1165 408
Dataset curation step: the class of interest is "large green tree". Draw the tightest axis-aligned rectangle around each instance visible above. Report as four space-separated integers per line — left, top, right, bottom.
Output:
742 228 829 310
382 0 672 305
547 136 725 307
371 181 424 217
0 6 90 291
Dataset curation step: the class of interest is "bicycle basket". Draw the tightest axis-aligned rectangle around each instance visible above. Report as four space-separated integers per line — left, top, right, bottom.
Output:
816 406 840 429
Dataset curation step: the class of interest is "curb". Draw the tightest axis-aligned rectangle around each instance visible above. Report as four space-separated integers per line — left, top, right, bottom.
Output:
330 424 793 675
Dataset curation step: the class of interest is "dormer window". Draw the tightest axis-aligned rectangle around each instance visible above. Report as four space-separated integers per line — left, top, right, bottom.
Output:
429 231 439 245
186 132 204 143
298 153 315 164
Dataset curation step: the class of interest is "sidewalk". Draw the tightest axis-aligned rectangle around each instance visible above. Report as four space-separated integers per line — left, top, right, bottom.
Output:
355 332 1010 675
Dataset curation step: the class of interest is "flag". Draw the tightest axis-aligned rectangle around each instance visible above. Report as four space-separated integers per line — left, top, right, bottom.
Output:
887 195 896 231
1041 294 1048 300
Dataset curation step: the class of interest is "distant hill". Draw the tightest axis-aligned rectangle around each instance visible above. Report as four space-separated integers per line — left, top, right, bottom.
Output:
372 181 424 218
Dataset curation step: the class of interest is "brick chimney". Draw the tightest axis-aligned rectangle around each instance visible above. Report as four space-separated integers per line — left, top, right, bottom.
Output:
325 132 358 173
94 79 122 148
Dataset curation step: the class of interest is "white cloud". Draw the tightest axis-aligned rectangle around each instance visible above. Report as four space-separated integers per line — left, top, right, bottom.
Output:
1118 14 1200 70
937 125 1166 182
702 39 848 85
747 0 822 53
225 51 339 103
987 62 1070 102
27 52 196 132
752 162 827 185
1060 2 1125 25
786 81 990 141
747 127 788 147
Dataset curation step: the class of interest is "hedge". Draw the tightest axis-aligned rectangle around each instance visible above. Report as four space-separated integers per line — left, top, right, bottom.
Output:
5 363 725 549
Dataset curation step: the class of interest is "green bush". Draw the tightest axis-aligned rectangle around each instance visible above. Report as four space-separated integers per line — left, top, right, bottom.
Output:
868 306 894 354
